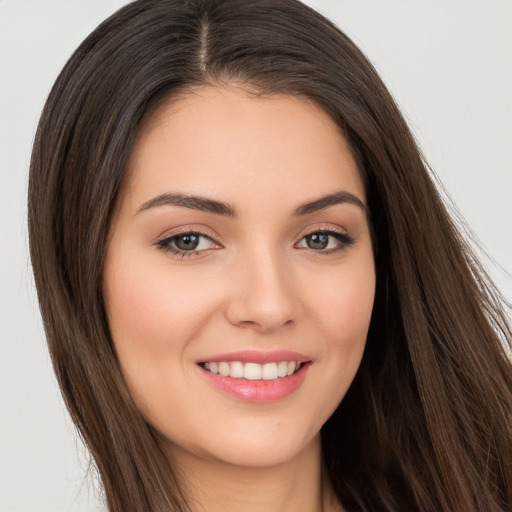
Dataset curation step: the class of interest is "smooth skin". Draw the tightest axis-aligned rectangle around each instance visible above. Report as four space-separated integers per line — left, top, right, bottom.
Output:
103 85 375 512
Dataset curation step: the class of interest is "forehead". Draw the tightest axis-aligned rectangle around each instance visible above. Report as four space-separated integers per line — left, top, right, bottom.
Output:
123 85 365 211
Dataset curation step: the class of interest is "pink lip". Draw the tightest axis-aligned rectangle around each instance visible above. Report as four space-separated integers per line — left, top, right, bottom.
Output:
198 357 311 403
197 349 311 364
200 364 309 402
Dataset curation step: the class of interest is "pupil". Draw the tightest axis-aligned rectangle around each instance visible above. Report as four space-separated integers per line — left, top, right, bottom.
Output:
176 234 199 250
307 233 328 250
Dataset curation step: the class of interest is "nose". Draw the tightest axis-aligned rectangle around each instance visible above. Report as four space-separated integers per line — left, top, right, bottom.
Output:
225 245 300 333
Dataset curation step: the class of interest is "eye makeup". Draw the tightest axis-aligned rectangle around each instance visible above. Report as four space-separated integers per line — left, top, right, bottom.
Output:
155 230 221 257
154 224 355 259
295 226 355 255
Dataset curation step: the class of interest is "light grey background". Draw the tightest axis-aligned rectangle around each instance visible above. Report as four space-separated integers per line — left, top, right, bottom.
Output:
1 1 510 511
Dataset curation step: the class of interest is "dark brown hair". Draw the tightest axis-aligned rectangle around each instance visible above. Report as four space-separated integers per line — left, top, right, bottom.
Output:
28 0 512 510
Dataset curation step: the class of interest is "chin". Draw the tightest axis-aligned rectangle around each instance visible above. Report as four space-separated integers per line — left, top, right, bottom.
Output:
160 413 324 470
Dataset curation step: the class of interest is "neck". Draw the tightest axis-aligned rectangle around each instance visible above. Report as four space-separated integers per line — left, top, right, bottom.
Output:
166 434 342 512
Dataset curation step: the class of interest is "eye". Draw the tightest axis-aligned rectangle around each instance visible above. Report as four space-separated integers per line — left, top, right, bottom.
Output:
156 231 219 256
296 229 354 253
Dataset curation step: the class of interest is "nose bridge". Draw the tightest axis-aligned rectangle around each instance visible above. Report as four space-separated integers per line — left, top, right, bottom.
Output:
226 236 299 332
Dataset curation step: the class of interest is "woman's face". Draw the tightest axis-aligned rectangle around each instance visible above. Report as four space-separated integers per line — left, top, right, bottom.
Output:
103 86 375 468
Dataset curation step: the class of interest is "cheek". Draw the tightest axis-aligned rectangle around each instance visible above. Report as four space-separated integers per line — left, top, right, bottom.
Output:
312 255 376 346
103 256 220 423
102 257 228 424
305 254 375 403
104 258 216 358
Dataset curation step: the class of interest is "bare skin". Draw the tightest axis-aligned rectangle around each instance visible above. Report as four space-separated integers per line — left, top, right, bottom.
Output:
173 433 343 512
103 85 375 512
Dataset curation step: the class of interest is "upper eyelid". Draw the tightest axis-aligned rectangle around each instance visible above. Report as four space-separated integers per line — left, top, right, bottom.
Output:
155 223 351 247
296 228 352 245
155 225 222 244
158 232 220 249
296 224 349 240
301 225 347 235
155 232 221 257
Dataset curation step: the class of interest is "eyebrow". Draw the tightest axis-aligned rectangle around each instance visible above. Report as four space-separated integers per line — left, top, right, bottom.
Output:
293 190 366 216
137 190 366 217
138 192 238 217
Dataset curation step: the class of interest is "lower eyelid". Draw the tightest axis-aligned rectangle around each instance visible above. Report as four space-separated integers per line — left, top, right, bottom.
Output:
155 231 222 256
295 230 355 253
156 228 353 255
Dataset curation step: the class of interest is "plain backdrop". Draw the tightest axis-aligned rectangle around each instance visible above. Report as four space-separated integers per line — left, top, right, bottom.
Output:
0 1 511 511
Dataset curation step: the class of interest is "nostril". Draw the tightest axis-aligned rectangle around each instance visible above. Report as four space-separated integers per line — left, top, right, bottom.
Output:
235 318 295 333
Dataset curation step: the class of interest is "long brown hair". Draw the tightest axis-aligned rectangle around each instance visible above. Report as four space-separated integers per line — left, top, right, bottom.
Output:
28 0 512 510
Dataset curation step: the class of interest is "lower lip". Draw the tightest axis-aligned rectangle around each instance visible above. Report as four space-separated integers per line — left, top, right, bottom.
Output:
199 364 310 402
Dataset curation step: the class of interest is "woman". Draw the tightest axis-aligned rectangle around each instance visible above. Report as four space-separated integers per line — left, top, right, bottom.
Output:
28 0 512 511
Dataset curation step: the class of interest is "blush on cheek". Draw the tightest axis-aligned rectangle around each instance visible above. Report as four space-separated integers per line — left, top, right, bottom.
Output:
105 264 173 356
320 274 375 334
105 260 219 358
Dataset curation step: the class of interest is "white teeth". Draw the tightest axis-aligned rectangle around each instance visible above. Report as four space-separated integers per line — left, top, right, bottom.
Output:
218 362 230 376
229 361 244 378
244 362 262 380
262 363 278 380
277 361 288 377
202 360 304 380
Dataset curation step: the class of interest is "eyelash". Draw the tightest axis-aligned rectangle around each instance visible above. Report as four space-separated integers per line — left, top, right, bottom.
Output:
155 230 220 258
155 227 355 257
296 227 355 255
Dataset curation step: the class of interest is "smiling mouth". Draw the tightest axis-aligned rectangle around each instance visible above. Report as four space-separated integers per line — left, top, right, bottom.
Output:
200 361 304 380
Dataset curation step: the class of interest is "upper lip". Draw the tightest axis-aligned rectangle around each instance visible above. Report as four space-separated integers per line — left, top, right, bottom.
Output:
197 350 311 364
